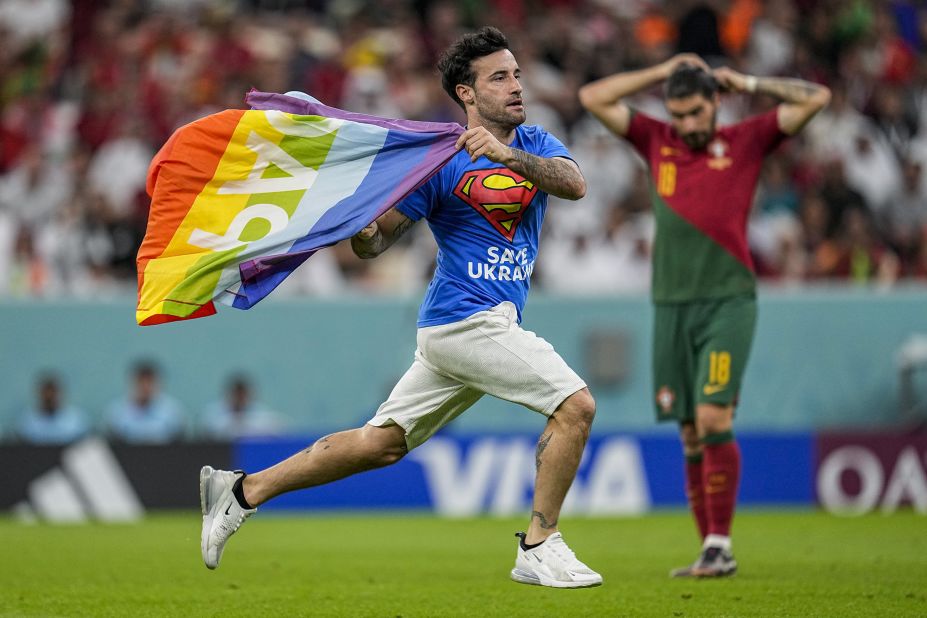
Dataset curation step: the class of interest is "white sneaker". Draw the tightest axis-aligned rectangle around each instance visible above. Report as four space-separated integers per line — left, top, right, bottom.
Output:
200 466 256 570
510 532 603 588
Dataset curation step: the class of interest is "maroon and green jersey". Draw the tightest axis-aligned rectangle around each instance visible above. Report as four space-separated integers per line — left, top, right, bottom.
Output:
626 108 786 303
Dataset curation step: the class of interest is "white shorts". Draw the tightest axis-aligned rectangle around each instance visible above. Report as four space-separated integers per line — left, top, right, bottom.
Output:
368 301 587 449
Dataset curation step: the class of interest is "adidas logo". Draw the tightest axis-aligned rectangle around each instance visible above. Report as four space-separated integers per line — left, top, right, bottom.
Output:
13 437 145 523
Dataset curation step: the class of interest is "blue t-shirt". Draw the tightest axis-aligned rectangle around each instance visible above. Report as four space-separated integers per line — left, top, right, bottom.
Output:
398 124 571 327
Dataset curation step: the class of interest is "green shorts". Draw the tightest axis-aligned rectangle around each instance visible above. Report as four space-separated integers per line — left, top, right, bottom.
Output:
652 295 757 423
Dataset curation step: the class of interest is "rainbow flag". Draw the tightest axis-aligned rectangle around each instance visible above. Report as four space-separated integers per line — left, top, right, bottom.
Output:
136 90 463 326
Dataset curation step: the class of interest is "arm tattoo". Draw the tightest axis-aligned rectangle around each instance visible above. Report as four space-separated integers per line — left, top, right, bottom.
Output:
755 77 825 104
391 216 414 242
535 432 552 471
531 510 558 529
351 216 415 258
506 149 584 200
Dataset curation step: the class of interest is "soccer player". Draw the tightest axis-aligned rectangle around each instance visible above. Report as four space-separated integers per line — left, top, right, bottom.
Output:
200 26 602 588
579 55 830 577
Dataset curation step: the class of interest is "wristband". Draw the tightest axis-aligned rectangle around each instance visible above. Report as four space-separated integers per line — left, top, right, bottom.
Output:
745 75 758 93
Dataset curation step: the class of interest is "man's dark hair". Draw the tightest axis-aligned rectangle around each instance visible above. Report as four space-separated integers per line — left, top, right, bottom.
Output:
227 373 252 392
132 359 160 379
438 26 510 109
664 63 719 100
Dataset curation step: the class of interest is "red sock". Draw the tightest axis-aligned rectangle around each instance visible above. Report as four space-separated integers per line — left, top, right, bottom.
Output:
702 432 741 538
685 454 708 539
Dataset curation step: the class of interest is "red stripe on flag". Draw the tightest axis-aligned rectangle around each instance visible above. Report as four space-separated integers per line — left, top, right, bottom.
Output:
138 302 217 326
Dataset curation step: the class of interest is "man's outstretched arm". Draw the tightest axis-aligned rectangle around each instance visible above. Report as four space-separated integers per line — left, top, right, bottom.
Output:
350 207 415 259
713 68 832 135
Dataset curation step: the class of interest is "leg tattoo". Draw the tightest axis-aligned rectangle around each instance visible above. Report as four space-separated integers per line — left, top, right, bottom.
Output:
531 510 558 530
536 432 552 471
301 434 332 455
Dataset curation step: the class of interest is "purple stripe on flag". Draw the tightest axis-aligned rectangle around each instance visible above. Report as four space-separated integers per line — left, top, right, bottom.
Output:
237 250 316 289
379 134 457 213
246 90 465 137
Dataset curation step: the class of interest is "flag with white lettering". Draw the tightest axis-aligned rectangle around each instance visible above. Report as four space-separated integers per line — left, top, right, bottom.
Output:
136 90 463 325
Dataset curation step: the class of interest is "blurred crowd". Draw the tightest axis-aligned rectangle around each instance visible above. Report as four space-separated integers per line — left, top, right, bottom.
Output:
1 0 927 299
7 361 287 444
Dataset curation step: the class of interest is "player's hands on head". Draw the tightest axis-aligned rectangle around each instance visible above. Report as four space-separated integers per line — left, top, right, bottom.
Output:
456 126 510 163
661 53 710 78
712 67 749 93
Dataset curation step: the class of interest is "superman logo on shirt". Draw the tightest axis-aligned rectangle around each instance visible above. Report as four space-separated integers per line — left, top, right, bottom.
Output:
453 169 537 241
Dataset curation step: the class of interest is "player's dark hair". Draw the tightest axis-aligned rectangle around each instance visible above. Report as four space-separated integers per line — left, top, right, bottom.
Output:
227 373 252 392
665 63 718 100
438 26 510 109
132 359 160 379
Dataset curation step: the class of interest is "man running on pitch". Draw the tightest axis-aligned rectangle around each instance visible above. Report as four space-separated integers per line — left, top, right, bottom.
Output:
200 26 601 588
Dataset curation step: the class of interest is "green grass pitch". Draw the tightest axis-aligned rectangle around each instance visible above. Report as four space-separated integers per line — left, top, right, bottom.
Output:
2 511 925 617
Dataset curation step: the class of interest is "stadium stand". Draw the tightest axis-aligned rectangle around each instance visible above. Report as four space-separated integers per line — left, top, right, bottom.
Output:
0 0 925 299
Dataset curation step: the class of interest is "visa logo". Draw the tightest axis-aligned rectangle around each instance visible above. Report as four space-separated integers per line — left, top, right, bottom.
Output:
409 436 651 516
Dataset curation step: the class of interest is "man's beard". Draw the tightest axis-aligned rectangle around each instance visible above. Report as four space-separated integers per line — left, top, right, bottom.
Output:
476 98 525 130
682 131 712 149
681 116 716 150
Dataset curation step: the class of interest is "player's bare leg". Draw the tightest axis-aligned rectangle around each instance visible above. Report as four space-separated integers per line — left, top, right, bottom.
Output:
511 388 602 588
200 424 407 569
242 424 408 506
696 403 733 436
525 388 595 543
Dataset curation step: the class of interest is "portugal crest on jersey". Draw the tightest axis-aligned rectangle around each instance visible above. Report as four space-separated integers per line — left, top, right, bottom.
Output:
453 168 537 241
707 138 733 170
656 386 676 414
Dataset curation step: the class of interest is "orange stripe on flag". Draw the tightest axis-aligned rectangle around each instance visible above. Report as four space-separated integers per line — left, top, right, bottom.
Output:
136 110 246 306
